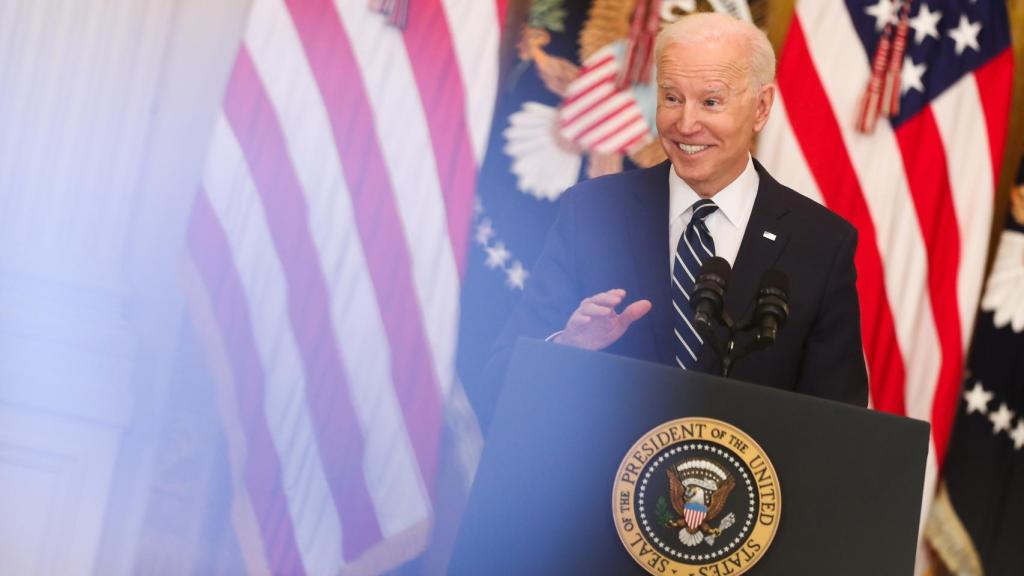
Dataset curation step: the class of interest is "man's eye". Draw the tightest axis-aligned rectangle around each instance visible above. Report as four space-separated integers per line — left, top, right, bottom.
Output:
665 95 679 104
704 99 720 107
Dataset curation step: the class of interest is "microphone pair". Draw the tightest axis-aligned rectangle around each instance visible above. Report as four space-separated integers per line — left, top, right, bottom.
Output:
691 257 790 349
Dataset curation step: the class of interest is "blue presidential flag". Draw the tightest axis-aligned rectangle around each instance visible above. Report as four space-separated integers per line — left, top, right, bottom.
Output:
928 158 1024 574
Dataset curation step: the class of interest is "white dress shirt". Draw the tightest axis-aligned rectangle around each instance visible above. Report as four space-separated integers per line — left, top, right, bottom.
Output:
669 155 759 272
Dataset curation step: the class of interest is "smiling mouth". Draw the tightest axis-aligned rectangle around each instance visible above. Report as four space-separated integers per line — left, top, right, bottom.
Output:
677 143 710 155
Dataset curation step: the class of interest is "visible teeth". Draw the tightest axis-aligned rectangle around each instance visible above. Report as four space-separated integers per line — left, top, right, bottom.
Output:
678 143 710 155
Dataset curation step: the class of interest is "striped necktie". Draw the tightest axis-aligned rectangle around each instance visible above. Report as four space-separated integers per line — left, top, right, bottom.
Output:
672 199 718 369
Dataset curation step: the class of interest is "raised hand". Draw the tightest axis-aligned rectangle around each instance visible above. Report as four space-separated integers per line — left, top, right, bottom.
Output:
554 289 652 350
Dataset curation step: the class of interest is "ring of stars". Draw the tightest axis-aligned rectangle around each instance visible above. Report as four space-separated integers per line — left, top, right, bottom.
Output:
637 441 757 562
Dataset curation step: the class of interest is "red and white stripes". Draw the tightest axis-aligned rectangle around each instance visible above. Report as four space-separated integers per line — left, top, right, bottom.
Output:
559 46 653 155
758 1 1012 565
185 0 501 572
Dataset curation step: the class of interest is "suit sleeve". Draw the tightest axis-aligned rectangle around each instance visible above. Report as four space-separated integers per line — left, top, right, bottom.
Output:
796 224 870 407
479 188 583 428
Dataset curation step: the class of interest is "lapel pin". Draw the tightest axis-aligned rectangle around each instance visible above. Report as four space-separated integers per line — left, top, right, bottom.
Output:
763 231 777 241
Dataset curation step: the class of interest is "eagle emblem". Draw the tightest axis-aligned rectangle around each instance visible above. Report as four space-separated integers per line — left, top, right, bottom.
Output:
665 459 737 546
614 419 780 575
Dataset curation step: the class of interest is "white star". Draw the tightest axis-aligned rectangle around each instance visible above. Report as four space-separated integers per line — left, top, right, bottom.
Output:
963 382 993 414
989 403 1015 434
484 242 510 269
948 14 982 56
901 57 927 95
909 4 942 44
505 260 529 290
865 0 899 32
1011 421 1024 450
475 219 495 246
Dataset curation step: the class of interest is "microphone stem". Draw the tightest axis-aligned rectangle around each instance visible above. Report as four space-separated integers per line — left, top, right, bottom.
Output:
721 338 736 377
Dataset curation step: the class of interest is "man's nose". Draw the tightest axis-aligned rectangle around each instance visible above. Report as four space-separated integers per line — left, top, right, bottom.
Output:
675 105 702 135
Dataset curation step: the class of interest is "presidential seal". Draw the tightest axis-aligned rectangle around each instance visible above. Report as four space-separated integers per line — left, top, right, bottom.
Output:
612 418 780 575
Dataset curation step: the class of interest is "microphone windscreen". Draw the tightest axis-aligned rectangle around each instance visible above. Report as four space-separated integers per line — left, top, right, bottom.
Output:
699 256 732 284
759 268 789 293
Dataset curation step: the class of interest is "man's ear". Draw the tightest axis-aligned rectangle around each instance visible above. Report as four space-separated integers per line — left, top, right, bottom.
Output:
752 83 776 133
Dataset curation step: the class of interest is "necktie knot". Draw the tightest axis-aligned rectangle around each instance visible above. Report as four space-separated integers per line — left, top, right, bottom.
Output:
690 199 718 223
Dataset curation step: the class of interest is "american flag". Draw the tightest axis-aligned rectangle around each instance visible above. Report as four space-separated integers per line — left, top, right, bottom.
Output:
757 0 1013 554
557 44 653 155
182 0 503 573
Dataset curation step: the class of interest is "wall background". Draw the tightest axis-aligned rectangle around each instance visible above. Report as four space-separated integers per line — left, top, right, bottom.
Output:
0 1 250 573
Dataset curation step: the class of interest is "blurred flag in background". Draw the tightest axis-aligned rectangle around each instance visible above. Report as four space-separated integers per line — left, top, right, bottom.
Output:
457 0 593 432
926 157 1024 575
183 0 503 573
757 1 1014 557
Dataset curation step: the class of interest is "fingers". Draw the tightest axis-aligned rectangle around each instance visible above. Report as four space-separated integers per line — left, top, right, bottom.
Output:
560 290 646 351
586 288 626 308
618 299 652 326
574 288 625 319
578 289 647 320
566 312 591 330
579 300 615 317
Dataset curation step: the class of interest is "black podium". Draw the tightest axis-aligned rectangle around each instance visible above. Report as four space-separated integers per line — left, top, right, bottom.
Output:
450 339 930 575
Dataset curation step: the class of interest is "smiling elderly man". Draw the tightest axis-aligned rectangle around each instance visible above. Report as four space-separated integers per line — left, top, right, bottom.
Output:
489 12 868 412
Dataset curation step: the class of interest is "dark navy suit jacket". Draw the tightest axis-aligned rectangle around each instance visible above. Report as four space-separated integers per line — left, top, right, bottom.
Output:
488 159 869 423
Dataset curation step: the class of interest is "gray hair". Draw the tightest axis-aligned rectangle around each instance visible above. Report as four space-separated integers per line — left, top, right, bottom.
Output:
654 12 776 90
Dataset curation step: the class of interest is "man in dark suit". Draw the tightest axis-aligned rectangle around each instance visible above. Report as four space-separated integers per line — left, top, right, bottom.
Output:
489 12 868 419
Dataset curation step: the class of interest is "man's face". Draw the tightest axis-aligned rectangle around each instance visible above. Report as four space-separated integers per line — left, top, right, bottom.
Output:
655 38 774 197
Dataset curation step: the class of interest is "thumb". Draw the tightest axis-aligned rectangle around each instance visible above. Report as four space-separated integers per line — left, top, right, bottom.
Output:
618 299 652 327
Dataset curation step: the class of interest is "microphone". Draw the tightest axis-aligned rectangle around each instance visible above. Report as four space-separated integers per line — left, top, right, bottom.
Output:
692 257 731 340
753 269 789 346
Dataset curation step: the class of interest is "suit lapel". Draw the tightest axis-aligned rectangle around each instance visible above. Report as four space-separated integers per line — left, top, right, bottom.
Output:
695 160 792 374
628 162 674 365
723 160 792 327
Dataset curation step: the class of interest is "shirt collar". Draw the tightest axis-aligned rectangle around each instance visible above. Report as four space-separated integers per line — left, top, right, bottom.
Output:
668 155 759 228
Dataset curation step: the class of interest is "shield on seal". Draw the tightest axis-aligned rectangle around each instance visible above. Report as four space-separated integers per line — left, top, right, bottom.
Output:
683 502 707 531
